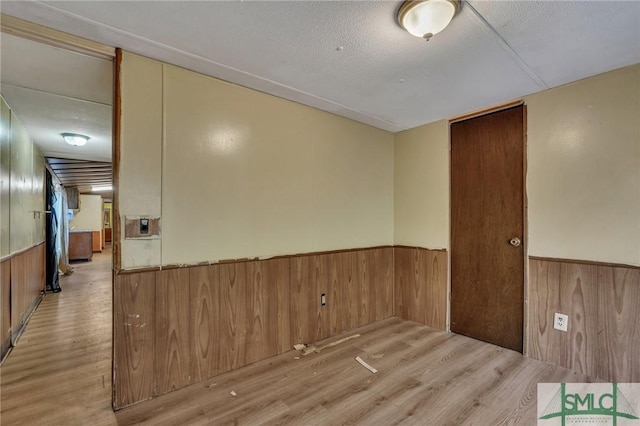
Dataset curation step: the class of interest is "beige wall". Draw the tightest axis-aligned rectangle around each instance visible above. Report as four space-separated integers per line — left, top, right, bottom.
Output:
119 53 162 268
70 194 103 232
393 64 640 266
119 52 394 269
120 54 638 269
0 98 10 258
394 120 449 249
2 99 45 256
525 64 639 266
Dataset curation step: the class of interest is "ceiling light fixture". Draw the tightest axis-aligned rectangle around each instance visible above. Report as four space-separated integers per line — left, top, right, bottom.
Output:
397 0 460 41
61 132 90 147
92 185 112 192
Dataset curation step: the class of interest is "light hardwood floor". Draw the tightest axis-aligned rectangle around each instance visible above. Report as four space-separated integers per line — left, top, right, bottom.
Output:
0 248 117 426
1 248 598 425
117 318 597 425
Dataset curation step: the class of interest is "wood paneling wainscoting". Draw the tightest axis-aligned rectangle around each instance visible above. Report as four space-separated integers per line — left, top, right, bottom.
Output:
114 271 155 407
113 247 394 409
1 257 11 358
290 250 393 345
394 247 448 330
528 257 640 382
1 243 46 360
10 243 45 343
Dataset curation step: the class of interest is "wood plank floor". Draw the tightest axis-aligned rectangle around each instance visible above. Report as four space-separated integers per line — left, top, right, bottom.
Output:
1 248 599 425
117 317 598 425
0 248 117 426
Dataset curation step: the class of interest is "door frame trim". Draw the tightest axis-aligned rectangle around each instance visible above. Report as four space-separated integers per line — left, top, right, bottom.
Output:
522 105 529 356
0 14 115 60
449 100 524 124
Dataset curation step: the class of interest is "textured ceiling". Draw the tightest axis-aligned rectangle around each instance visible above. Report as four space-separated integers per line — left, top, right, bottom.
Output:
1 0 639 135
0 32 112 161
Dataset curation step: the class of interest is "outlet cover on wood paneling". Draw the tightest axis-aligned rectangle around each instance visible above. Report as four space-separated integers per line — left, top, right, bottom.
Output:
553 313 568 332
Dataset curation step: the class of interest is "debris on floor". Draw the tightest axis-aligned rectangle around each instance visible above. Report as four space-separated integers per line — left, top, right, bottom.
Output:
324 333 360 349
294 356 300 360
302 333 361 356
302 345 317 356
230 390 238 397
370 353 384 359
293 343 306 351
355 356 378 374
206 383 217 388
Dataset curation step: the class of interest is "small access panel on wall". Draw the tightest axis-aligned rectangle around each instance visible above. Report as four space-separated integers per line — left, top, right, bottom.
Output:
124 216 161 239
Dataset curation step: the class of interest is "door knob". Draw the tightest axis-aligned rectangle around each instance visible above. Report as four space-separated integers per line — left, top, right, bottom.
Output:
509 237 521 247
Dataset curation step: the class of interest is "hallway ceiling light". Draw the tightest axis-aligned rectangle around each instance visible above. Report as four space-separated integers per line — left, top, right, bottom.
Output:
61 132 90 147
92 185 112 192
397 0 460 41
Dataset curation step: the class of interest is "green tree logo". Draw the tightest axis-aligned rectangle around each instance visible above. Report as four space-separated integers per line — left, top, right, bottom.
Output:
540 383 639 425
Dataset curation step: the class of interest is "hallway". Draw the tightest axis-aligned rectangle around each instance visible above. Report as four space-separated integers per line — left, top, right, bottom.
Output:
0 248 116 425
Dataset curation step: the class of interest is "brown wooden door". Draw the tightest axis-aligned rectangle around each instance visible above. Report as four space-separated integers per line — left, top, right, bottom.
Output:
450 105 525 352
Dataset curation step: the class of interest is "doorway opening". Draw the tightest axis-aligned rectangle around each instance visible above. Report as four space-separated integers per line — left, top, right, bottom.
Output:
0 18 115 408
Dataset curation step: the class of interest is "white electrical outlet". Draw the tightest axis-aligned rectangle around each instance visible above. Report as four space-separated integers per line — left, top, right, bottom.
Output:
554 313 568 332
